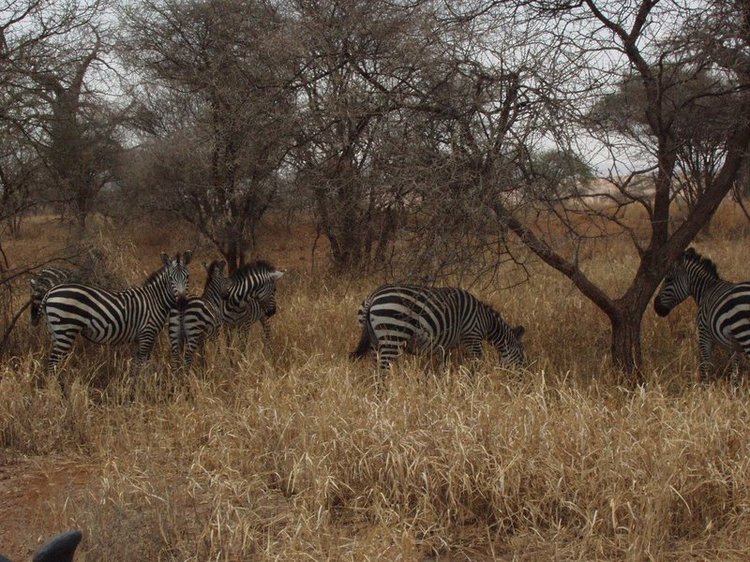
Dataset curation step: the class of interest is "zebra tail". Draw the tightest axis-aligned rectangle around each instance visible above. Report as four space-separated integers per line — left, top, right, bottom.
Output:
349 324 372 360
349 304 375 360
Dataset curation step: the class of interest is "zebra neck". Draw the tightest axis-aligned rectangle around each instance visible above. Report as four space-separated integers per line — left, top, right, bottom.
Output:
141 274 174 309
693 276 732 305
202 288 224 313
690 276 732 304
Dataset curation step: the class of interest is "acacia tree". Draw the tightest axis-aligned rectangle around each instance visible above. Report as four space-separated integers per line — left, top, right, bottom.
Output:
26 30 124 234
119 0 298 271
454 0 750 379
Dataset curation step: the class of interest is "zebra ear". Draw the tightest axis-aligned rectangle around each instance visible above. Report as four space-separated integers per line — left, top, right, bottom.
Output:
202 262 209 271
161 252 170 266
512 325 525 340
30 278 37 287
684 247 697 258
182 251 193 265
218 260 226 273
271 269 286 280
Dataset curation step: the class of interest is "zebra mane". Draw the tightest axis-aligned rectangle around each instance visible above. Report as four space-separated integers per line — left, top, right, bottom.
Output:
203 260 225 291
230 260 277 281
683 247 719 279
143 264 167 286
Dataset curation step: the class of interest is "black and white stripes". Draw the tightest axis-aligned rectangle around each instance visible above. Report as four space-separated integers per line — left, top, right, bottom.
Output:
29 266 73 326
222 261 285 341
167 260 286 367
41 252 191 377
350 284 525 370
168 260 228 368
655 247 750 382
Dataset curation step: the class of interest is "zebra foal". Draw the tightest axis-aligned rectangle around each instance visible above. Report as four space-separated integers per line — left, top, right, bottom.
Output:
655 247 750 384
350 284 525 371
40 252 191 383
168 260 228 368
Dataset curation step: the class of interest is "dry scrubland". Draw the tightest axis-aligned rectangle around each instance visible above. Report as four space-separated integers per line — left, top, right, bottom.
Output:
2 211 750 561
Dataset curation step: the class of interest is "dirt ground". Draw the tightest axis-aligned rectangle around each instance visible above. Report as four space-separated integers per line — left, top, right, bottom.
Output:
0 456 95 561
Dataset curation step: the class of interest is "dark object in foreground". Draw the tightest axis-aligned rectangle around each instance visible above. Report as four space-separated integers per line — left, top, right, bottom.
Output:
0 530 82 562
32 530 82 562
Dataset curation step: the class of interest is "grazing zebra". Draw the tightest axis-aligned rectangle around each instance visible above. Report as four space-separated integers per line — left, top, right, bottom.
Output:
29 266 73 326
654 247 750 384
223 260 285 341
168 260 228 368
40 252 191 381
350 284 526 371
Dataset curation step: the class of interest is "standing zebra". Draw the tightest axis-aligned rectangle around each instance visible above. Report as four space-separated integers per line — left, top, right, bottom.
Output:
655 247 750 384
350 284 525 371
222 260 285 341
29 266 73 326
40 252 191 382
168 260 228 368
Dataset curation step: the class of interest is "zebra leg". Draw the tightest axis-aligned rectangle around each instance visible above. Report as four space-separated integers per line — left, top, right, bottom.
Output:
729 352 741 388
168 334 183 371
698 336 714 384
184 333 203 371
131 331 158 393
260 316 272 344
463 338 483 358
44 325 79 387
45 341 73 382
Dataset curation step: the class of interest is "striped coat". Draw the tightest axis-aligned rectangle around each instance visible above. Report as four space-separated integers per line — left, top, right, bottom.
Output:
350 284 525 370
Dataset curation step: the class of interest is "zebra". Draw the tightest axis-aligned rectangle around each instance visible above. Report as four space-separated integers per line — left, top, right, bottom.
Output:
40 251 191 382
654 247 750 384
29 252 120 327
168 260 229 368
29 266 74 326
222 260 285 341
350 284 526 371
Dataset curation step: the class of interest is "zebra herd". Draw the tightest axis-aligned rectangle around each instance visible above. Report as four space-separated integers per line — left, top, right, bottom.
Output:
26 246 750 385
31 252 285 385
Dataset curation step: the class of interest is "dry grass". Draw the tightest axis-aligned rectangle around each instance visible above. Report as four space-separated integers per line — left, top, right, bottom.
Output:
2 210 750 560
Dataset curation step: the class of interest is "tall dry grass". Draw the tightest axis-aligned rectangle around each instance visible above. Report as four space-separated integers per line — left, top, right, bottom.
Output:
1 210 750 560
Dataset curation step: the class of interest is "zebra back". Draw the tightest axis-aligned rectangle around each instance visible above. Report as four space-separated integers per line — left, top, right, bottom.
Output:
353 284 525 369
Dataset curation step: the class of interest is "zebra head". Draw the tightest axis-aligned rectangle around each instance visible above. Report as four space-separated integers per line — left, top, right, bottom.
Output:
228 260 285 316
159 251 192 301
654 248 716 317
499 324 526 367
202 260 229 301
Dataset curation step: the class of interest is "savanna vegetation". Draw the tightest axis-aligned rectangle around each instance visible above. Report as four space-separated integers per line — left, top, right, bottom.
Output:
1 209 750 561
3 0 750 559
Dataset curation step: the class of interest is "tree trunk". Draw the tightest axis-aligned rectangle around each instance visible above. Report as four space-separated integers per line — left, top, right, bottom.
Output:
609 307 644 385
224 238 240 273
